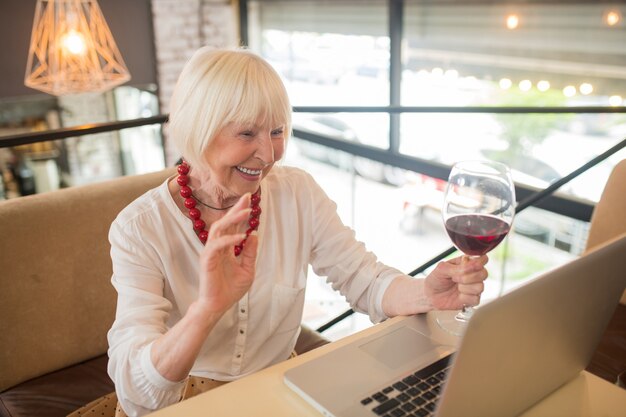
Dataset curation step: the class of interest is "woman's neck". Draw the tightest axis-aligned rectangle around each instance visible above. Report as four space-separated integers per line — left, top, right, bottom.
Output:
186 173 238 210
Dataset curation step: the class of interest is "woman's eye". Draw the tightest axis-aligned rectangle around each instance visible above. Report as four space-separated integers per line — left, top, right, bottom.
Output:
271 129 284 136
241 131 254 137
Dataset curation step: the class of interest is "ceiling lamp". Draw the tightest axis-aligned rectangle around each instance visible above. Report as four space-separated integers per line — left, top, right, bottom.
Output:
605 10 621 27
24 0 131 96
537 80 550 92
506 14 520 30
579 83 593 95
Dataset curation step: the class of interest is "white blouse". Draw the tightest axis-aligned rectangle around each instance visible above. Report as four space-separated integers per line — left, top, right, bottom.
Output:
107 166 405 416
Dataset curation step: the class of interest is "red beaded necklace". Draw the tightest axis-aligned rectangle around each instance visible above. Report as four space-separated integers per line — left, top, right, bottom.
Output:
176 161 261 256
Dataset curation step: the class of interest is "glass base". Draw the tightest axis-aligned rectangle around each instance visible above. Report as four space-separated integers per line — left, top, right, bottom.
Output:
435 307 474 337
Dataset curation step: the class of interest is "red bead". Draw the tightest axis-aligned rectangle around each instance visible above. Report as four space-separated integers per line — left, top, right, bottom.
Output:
180 185 192 198
248 217 260 230
193 219 206 230
184 198 196 209
177 164 189 175
177 175 188 186
176 168 262 246
189 208 201 219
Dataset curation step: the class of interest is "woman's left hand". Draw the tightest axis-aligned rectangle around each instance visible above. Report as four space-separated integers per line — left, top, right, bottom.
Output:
424 255 489 310
196 193 259 315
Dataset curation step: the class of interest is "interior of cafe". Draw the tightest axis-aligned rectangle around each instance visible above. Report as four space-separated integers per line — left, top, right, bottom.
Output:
0 1 624 416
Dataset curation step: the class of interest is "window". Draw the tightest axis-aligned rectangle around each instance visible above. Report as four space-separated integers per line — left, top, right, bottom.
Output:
246 0 625 339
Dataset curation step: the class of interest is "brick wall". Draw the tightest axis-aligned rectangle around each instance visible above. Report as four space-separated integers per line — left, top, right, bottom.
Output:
58 93 123 185
151 0 238 165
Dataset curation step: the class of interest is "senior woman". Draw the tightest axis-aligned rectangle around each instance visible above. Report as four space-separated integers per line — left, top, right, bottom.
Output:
92 47 489 417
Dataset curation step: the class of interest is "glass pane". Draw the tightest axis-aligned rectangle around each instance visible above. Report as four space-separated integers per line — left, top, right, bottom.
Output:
249 0 389 106
403 2 626 107
402 1 626 202
399 112 626 203
293 111 390 152
250 0 624 339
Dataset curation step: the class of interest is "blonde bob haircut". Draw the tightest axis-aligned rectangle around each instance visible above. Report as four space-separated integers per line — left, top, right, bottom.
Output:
168 47 292 169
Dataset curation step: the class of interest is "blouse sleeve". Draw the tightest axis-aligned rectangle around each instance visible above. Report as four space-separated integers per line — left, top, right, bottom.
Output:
106 218 185 416
302 172 406 323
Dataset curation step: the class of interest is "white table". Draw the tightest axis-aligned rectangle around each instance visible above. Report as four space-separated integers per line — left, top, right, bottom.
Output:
148 313 626 417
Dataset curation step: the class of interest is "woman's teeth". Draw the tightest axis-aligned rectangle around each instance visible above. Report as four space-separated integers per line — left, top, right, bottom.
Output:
237 166 262 175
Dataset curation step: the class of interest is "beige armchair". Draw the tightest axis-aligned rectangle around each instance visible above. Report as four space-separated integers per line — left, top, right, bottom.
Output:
583 158 626 385
584 158 626 304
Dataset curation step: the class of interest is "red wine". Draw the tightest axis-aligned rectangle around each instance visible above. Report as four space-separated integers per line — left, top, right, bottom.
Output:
445 214 510 256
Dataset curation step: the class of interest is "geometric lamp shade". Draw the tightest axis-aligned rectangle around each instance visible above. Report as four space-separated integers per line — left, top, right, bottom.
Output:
25 0 131 96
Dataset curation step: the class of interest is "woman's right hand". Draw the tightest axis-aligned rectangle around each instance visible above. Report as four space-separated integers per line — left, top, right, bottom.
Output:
196 193 258 315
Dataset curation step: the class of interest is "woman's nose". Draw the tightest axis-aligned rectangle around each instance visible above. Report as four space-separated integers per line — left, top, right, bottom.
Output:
255 133 275 164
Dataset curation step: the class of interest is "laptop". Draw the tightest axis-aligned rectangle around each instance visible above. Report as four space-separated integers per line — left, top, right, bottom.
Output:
284 234 626 417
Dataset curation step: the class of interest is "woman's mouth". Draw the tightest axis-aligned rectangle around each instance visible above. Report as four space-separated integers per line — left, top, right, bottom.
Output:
236 166 263 179
236 166 262 175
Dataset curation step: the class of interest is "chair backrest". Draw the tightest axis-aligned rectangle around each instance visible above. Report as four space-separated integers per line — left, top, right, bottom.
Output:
0 168 174 392
584 158 626 304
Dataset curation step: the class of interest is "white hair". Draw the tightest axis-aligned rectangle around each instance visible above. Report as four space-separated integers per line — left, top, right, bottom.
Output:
168 47 292 168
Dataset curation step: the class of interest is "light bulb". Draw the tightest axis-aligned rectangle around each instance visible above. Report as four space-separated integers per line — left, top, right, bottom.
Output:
506 14 519 30
579 83 593 95
563 86 577 97
61 30 87 55
519 80 532 92
499 78 512 90
605 11 621 26
609 95 623 106
537 80 550 92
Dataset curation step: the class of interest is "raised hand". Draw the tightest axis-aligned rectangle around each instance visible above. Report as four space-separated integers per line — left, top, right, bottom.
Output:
196 193 259 315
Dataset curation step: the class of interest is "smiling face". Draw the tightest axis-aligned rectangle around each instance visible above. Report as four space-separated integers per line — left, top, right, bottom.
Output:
169 48 292 207
191 120 286 202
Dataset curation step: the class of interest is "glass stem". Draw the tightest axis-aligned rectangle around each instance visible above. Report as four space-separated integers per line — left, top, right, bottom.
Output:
455 305 475 322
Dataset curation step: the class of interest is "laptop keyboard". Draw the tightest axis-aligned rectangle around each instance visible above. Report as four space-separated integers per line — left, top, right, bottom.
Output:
360 355 452 417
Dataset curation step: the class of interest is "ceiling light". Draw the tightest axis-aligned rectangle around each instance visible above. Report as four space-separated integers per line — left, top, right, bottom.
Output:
506 14 520 30
563 86 577 97
579 83 593 95
24 0 131 96
609 95 623 106
537 80 550 92
519 80 532 92
499 78 512 89
605 10 621 26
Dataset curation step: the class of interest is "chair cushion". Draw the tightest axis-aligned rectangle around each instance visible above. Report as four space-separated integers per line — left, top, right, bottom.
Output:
0 355 113 417
0 168 174 392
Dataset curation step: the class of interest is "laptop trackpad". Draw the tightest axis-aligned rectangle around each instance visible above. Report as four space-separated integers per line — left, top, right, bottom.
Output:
359 326 439 369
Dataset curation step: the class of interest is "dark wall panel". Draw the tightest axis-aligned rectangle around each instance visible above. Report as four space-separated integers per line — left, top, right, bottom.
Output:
0 0 157 100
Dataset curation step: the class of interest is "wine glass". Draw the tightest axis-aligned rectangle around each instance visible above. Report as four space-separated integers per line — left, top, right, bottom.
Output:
436 160 516 336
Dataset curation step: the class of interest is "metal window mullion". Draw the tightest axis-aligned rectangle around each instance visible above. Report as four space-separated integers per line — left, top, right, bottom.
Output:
389 0 403 154
239 0 249 47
